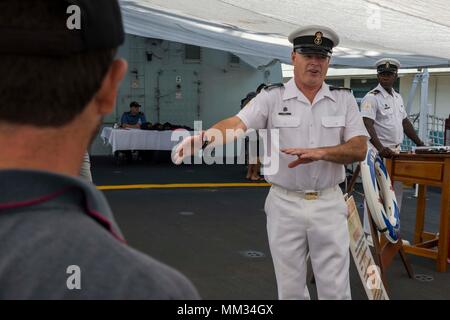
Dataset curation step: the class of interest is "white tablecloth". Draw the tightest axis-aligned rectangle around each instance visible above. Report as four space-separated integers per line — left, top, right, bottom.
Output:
101 127 190 153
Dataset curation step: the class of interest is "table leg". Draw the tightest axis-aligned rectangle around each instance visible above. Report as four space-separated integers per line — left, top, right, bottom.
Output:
437 159 450 272
414 185 427 245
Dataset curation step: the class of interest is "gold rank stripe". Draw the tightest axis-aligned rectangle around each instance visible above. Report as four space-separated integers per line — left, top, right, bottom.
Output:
97 182 271 191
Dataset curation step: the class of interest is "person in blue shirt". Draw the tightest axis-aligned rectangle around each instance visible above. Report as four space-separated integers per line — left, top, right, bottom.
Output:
120 101 147 128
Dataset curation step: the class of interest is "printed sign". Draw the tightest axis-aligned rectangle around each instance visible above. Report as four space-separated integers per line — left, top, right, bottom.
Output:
346 195 389 300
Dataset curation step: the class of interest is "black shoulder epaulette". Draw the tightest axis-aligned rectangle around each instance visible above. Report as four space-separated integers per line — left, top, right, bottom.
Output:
370 89 381 95
329 86 352 92
264 83 284 91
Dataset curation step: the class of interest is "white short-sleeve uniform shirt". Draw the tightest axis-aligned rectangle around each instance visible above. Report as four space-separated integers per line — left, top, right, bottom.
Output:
237 78 368 191
360 84 407 146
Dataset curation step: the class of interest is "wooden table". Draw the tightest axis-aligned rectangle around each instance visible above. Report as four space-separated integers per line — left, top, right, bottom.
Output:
385 153 450 272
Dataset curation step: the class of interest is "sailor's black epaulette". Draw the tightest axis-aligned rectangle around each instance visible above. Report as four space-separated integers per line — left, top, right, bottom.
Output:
369 89 381 95
264 83 284 91
329 86 352 91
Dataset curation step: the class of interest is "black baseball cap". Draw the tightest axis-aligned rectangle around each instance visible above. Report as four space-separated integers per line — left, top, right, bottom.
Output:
1 0 124 56
130 101 141 108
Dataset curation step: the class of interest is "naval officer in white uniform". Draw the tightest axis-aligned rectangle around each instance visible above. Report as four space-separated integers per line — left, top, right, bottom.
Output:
360 58 425 237
174 26 369 300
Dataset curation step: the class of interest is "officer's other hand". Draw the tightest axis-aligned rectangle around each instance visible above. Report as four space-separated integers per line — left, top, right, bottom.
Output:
281 148 326 168
379 146 395 158
172 134 202 165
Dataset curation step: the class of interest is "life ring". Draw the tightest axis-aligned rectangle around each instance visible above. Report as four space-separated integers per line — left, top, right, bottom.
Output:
360 148 400 243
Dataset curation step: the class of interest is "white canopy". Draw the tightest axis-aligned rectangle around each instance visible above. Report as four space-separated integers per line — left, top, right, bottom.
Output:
120 0 450 68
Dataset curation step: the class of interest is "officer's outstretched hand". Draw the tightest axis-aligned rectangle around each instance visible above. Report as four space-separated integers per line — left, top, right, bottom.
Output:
281 148 326 168
416 141 426 147
172 133 203 165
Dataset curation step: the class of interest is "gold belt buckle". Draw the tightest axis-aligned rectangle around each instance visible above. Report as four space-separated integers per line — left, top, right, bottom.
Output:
304 191 319 200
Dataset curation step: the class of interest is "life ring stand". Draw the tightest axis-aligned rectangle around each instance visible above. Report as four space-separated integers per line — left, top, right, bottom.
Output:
361 148 400 243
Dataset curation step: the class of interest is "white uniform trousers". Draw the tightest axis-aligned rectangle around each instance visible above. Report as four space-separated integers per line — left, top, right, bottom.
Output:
363 144 403 234
264 184 351 300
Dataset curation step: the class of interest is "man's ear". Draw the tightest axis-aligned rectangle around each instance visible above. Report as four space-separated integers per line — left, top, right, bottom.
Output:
291 51 296 64
94 58 128 115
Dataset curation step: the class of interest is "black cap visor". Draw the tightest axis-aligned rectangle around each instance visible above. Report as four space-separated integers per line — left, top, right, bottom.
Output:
377 68 398 74
294 45 331 57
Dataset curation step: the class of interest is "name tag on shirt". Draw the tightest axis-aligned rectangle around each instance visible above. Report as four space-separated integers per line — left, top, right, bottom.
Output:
278 106 292 116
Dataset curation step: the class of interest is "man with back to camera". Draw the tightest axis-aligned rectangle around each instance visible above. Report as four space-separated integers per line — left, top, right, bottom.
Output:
0 0 199 299
174 25 369 299
360 58 425 243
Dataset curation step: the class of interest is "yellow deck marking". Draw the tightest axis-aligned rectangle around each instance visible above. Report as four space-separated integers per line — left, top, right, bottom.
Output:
97 182 271 191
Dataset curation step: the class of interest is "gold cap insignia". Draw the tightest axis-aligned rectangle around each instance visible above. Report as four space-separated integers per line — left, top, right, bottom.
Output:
314 31 323 45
